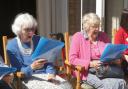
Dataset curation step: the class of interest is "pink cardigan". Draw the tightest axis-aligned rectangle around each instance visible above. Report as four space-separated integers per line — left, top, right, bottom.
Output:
69 32 110 80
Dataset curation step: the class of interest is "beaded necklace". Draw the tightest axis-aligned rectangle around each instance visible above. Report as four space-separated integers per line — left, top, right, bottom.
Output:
16 37 33 56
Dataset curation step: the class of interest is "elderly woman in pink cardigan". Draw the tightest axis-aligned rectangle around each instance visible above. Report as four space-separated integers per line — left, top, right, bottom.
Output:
69 13 126 89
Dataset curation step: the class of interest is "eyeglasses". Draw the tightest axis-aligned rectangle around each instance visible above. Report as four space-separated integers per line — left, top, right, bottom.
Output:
23 28 36 32
90 24 100 28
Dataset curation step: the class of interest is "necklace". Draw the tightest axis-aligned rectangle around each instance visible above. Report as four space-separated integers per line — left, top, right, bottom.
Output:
16 37 33 55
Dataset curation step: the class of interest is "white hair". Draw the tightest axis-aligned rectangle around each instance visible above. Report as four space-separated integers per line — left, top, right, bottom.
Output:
12 13 37 36
82 13 100 31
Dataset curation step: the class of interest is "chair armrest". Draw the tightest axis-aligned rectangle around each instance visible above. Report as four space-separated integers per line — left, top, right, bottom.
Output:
15 72 25 78
55 66 64 71
64 59 84 89
65 60 71 66
75 65 85 72
65 60 84 71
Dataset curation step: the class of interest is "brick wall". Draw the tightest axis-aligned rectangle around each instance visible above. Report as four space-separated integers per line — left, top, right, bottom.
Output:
68 0 81 35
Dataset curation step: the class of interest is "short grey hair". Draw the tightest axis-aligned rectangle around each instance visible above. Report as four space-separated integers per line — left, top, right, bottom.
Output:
82 13 100 31
12 13 37 36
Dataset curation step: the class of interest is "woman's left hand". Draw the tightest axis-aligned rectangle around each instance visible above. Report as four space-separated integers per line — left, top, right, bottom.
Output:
90 60 102 69
31 59 47 70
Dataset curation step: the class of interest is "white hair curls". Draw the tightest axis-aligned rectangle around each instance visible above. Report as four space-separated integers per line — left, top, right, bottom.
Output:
12 13 37 36
82 13 100 31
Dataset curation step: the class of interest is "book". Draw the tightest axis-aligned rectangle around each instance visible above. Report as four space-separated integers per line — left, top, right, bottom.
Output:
100 43 128 62
31 37 64 62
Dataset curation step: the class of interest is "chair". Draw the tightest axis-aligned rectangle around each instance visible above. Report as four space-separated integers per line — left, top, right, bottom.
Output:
54 49 66 78
64 32 85 89
2 36 24 89
48 34 66 77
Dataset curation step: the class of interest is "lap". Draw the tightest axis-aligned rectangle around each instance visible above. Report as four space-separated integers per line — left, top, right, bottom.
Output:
81 83 95 89
101 78 126 89
22 74 73 89
85 73 126 89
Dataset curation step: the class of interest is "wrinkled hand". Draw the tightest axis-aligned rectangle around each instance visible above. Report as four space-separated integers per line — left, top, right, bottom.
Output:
90 60 102 69
2 73 14 85
31 59 47 70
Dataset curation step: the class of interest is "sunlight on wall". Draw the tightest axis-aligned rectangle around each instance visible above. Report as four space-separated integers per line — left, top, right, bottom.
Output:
112 16 120 43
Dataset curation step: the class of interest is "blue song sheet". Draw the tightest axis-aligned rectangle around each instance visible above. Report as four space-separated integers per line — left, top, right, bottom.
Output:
31 37 64 62
100 43 128 62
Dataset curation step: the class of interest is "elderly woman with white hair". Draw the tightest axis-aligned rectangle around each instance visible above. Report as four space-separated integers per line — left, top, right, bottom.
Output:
6 13 72 89
69 13 127 89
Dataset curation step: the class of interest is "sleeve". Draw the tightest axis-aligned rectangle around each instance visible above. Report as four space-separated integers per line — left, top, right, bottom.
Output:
69 33 90 69
7 43 33 78
113 29 128 54
114 30 124 44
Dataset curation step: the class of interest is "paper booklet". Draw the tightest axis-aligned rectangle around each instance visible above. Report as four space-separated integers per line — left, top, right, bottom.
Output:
100 43 128 62
31 37 64 63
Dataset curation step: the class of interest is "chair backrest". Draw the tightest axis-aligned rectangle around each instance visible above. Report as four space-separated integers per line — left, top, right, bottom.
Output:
64 32 70 64
64 32 73 75
2 36 10 65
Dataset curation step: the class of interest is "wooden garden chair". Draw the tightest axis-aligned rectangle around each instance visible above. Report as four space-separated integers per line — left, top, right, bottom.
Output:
2 36 24 89
64 32 85 89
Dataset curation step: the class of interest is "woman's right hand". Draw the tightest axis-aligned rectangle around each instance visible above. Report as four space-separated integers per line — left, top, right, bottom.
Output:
90 60 102 69
31 59 47 70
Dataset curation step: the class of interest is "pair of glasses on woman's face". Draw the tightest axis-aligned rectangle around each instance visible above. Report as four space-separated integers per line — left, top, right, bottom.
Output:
89 24 100 29
23 28 36 33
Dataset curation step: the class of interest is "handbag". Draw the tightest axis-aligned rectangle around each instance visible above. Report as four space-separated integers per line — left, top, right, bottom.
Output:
89 64 124 79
